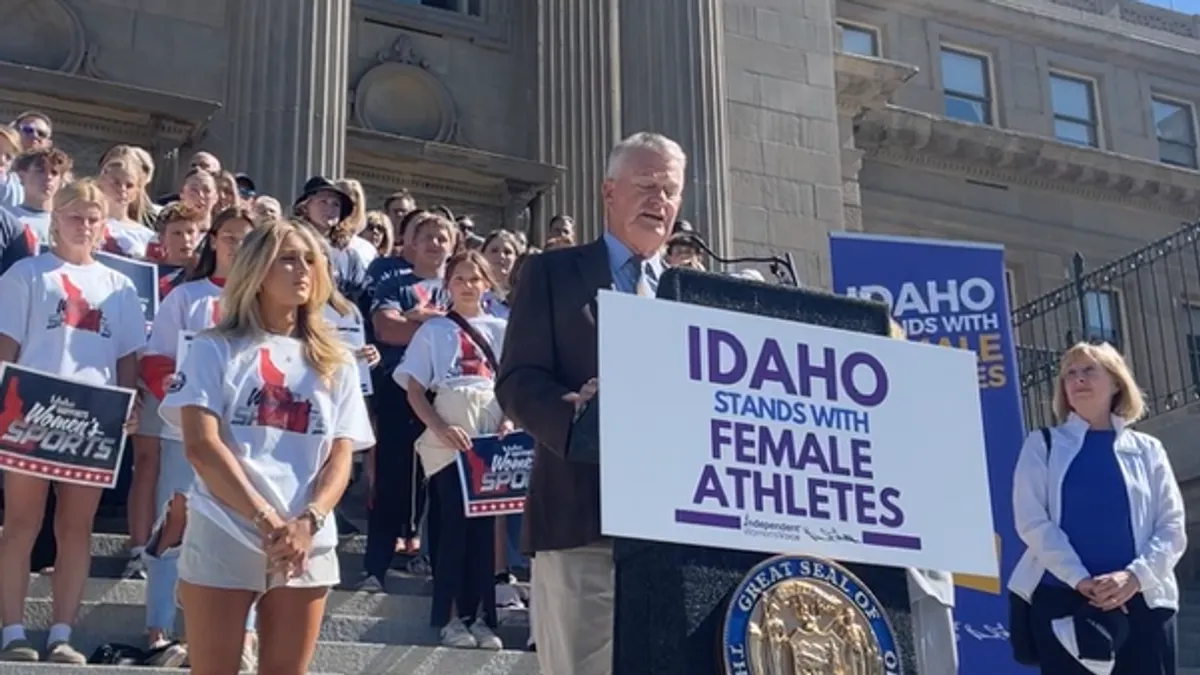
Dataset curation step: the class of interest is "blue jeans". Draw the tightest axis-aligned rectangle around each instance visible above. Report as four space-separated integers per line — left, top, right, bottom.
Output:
144 439 257 634
504 514 525 569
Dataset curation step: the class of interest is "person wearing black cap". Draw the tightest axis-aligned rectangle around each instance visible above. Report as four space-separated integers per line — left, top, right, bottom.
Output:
1009 341 1184 675
234 173 256 208
293 176 367 303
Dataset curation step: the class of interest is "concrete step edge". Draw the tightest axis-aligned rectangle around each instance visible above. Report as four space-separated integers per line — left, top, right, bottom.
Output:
22 575 530 617
18 635 540 675
23 606 531 648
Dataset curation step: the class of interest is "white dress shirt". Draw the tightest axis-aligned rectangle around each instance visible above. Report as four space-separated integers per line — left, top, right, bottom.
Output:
1007 412 1186 610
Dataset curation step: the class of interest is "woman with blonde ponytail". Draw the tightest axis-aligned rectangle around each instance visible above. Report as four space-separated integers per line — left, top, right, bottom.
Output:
159 218 374 674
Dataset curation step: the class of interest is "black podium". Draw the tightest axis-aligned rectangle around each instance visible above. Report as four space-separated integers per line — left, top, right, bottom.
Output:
609 268 919 675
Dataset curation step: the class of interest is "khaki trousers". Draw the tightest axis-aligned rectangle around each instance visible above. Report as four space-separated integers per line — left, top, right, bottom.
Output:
531 542 614 675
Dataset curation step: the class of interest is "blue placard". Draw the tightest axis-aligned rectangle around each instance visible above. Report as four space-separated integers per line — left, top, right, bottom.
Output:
829 232 1030 674
455 431 533 518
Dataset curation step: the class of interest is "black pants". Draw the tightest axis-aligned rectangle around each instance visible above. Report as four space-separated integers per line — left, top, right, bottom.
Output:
363 373 427 579
427 466 496 629
1030 584 1177 675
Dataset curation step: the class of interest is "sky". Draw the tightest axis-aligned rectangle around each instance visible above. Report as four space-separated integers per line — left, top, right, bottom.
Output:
1140 0 1200 14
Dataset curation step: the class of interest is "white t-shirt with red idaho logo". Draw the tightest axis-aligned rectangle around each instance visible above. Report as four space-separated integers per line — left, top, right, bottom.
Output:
393 314 507 392
0 253 145 387
159 332 375 554
141 278 223 440
102 218 155 259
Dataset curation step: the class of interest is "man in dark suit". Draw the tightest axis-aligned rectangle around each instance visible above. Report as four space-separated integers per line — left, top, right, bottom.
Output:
496 132 686 675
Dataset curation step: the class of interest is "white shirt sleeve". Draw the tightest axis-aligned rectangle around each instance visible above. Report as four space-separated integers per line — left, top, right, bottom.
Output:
146 285 186 357
0 261 31 346
1127 435 1188 592
393 320 439 391
1011 428 1091 589
160 335 226 428
332 361 375 451
115 279 147 358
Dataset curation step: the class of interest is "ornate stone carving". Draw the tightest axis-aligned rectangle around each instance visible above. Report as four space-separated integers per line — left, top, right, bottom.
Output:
1117 1 1197 38
855 106 1200 215
835 52 918 118
0 0 87 73
375 35 430 69
352 35 458 143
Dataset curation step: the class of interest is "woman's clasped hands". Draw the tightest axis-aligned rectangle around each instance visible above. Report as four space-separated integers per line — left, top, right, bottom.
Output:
256 508 315 578
1077 570 1141 612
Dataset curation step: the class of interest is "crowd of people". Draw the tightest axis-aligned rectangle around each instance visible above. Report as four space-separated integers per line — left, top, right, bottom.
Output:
0 112 720 674
0 107 1187 675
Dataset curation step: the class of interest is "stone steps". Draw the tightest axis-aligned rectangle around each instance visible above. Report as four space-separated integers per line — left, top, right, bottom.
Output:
6 531 541 674
22 576 531 649
0 644 539 675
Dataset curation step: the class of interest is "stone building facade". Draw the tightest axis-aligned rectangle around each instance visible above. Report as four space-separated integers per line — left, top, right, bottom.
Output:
4 1 1200 487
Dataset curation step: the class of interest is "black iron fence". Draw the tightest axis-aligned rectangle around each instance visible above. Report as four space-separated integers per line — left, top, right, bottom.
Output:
1012 221 1200 429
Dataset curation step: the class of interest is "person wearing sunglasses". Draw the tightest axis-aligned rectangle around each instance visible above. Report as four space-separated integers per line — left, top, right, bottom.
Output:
10 112 52 153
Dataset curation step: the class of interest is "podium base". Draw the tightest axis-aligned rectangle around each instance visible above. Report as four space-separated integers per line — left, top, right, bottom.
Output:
611 538 918 675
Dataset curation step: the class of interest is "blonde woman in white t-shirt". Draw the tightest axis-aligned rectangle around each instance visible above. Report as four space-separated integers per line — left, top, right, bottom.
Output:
0 179 145 664
160 219 374 675
98 159 155 259
395 250 510 650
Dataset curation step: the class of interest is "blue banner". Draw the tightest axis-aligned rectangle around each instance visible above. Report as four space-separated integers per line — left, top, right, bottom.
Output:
829 232 1030 674
455 431 534 518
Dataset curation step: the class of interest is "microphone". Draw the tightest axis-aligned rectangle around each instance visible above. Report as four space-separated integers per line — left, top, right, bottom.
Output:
677 233 800 288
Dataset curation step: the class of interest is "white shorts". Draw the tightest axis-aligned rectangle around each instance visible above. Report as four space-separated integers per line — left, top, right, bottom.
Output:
178 508 340 594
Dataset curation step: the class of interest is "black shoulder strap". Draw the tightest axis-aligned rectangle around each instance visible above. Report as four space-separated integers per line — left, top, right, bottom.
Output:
445 310 500 375
1040 427 1052 458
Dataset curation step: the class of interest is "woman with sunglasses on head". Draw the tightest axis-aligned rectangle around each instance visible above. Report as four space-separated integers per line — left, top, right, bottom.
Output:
129 206 258 667
160 219 373 675
359 210 394 260
0 180 144 664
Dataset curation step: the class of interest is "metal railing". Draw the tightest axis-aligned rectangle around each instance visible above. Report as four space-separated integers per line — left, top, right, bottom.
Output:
1012 221 1200 428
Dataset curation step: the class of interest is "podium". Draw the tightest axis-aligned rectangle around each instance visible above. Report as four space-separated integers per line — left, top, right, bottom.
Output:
607 268 919 675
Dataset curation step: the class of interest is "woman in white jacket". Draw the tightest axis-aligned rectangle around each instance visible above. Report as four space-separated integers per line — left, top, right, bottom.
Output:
1008 341 1185 674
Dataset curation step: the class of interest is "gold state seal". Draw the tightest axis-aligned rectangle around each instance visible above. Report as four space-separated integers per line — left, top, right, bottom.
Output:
722 555 901 675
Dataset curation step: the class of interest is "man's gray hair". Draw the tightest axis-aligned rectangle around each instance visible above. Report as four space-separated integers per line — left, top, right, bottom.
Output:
604 132 687 179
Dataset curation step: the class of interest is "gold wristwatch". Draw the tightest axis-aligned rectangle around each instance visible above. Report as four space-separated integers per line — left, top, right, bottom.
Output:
301 504 328 531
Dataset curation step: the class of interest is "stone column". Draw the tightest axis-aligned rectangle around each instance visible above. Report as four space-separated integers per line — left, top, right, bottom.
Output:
618 0 731 255
219 0 351 202
534 0 622 241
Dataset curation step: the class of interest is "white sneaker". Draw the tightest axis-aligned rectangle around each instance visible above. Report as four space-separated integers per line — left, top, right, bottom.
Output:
356 574 384 593
469 621 503 650
145 639 188 668
495 583 524 609
440 618 477 648
124 550 147 579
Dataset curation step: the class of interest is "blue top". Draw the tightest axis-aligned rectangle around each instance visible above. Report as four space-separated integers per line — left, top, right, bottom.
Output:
1042 429 1137 588
603 231 662 294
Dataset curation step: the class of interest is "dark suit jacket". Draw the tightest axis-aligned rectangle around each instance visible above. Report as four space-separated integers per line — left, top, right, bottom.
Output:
496 238 612 553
